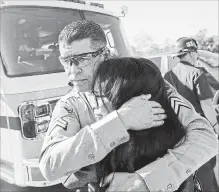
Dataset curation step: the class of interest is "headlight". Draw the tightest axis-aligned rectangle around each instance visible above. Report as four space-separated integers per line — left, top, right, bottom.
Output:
36 120 49 134
35 105 50 118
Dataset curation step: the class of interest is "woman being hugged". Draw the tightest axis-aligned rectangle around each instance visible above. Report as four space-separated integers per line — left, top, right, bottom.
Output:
92 57 194 192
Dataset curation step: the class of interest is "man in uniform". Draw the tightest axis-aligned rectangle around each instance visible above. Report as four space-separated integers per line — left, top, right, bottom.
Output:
164 37 218 134
39 21 218 192
165 37 219 191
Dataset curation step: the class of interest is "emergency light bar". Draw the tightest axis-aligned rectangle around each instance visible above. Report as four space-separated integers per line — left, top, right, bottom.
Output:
90 2 104 8
59 0 104 8
62 0 85 4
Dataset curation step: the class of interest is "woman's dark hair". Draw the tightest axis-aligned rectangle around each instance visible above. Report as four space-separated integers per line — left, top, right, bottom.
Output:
92 57 189 191
92 57 165 109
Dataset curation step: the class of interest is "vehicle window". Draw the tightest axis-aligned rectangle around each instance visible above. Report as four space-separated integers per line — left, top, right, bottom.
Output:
0 7 82 77
83 11 131 57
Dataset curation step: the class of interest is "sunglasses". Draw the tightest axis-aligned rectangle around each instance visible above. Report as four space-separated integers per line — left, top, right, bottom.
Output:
59 47 106 68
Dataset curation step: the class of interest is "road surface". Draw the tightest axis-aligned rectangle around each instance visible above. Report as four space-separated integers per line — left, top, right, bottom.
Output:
0 179 76 192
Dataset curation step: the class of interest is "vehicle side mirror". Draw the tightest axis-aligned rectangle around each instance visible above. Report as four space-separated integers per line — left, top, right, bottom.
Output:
120 5 128 17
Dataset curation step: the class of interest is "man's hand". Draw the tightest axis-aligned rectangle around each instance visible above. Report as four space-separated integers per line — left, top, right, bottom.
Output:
117 94 167 131
101 172 150 192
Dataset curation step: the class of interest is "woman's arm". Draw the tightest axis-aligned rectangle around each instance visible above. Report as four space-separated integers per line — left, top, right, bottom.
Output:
134 82 218 191
102 82 218 192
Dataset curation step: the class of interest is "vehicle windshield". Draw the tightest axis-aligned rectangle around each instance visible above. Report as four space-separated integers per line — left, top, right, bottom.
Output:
0 7 131 77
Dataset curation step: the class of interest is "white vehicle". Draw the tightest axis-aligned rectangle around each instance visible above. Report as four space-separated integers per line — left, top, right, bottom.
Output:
146 53 180 76
0 0 133 187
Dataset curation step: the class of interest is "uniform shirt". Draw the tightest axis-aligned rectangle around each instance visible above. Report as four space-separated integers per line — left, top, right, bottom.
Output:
39 81 218 192
164 61 214 116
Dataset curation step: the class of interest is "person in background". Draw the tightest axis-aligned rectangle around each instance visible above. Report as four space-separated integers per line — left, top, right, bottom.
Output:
39 21 218 192
164 37 218 135
164 37 219 191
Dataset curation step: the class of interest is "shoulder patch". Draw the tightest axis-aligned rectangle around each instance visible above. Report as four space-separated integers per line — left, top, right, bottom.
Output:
58 91 80 113
55 100 74 114
169 96 191 115
63 103 73 113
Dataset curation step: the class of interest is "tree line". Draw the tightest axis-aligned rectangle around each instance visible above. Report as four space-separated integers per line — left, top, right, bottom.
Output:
133 29 219 57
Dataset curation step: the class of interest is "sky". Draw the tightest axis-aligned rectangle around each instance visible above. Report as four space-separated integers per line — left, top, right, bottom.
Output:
92 0 219 45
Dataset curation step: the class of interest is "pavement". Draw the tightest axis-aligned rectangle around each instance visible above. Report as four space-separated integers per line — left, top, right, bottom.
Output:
0 179 75 192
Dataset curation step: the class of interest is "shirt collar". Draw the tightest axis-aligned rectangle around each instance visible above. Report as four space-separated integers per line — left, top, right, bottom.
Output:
180 61 194 67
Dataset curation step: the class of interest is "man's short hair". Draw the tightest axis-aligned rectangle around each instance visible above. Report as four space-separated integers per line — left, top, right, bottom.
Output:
58 20 107 50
